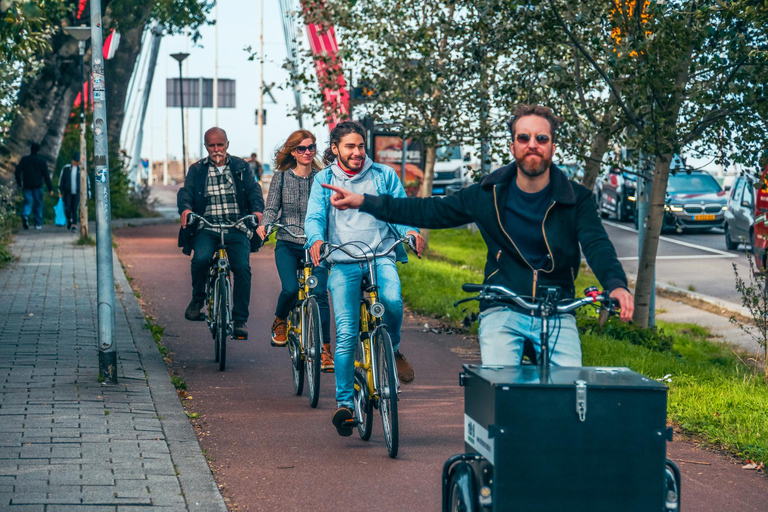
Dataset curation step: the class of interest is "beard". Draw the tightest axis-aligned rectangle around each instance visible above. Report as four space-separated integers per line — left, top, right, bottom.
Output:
338 153 364 172
516 151 551 177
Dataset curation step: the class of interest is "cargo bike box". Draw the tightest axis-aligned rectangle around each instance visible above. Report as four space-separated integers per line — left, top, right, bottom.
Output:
442 364 680 512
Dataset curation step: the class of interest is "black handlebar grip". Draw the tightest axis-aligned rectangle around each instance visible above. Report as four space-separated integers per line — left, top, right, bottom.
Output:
462 283 485 293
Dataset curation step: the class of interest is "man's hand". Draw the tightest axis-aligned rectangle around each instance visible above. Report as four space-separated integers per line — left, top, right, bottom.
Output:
180 209 192 228
406 230 424 257
322 183 364 210
253 212 263 225
609 288 634 322
309 240 324 267
256 225 267 240
49 190 54 197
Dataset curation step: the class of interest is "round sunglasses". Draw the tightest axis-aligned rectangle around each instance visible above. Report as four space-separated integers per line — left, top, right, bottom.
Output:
515 133 551 145
294 143 317 154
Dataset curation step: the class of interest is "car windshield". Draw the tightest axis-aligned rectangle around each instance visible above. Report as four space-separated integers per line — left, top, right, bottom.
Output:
667 173 722 194
436 145 461 161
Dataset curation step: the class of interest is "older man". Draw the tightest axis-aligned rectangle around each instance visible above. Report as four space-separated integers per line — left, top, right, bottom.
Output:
178 127 264 339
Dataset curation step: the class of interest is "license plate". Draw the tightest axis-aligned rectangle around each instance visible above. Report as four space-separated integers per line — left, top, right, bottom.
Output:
693 214 716 221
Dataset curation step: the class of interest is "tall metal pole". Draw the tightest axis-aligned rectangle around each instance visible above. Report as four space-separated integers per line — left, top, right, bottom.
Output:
258 0 264 161
88 2 117 384
400 136 408 184
78 42 89 238
213 2 219 126
171 53 189 174
199 76 203 159
130 24 163 185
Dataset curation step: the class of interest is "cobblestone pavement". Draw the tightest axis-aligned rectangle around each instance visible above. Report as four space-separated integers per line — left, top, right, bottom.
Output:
0 227 226 511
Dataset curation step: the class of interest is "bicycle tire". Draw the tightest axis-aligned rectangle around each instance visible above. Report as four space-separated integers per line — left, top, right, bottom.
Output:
288 328 304 395
217 278 227 371
213 283 220 362
375 326 399 458
448 462 479 512
305 297 322 408
354 363 373 441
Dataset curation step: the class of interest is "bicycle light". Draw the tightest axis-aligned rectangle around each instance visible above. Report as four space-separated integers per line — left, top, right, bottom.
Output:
584 286 599 299
370 302 386 318
306 275 318 289
217 259 228 270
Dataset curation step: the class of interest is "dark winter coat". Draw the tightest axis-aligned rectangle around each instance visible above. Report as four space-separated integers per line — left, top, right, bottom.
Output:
177 155 265 254
360 162 628 312
15 154 52 191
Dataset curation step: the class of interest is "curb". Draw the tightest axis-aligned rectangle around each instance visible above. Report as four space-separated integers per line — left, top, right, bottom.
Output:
112 251 228 511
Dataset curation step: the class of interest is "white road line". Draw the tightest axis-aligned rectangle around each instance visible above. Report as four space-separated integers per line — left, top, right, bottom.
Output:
603 220 736 257
618 254 737 261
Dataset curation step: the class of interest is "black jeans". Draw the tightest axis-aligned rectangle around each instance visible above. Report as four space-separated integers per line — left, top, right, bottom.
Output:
62 193 79 227
274 240 331 344
191 229 251 323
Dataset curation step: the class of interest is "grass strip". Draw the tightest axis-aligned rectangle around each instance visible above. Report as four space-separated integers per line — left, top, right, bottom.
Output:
399 228 768 462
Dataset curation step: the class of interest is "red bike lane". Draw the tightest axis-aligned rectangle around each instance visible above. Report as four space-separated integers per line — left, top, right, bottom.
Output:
114 223 768 511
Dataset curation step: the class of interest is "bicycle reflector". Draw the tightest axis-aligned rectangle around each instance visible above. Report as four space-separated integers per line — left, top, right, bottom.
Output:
306 275 318 289
584 286 599 299
218 259 228 270
370 302 386 318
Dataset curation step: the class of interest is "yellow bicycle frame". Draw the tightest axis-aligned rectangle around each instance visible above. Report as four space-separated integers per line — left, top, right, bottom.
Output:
354 288 379 399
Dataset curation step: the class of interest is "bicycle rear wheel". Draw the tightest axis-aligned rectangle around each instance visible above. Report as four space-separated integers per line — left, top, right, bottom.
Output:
354 340 373 440
304 297 322 408
217 279 228 371
375 326 399 458
287 325 304 395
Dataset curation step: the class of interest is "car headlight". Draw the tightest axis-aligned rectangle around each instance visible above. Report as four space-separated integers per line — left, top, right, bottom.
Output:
455 167 463 179
628 195 636 202
664 205 684 212
721 205 728 211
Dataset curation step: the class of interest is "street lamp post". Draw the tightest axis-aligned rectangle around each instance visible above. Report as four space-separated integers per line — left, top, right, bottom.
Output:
63 25 91 238
170 52 190 175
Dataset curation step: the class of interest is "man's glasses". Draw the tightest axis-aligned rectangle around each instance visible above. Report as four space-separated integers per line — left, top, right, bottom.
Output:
295 144 317 154
515 133 551 145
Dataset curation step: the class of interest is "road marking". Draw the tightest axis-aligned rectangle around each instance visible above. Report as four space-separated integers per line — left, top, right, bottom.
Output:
603 220 736 257
618 254 737 261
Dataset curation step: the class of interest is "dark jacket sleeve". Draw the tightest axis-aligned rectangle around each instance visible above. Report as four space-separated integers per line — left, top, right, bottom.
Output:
42 163 52 192
359 185 476 229
14 158 23 187
177 163 198 214
574 186 628 292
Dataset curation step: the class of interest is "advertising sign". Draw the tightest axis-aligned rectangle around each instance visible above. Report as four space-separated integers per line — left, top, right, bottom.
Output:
373 135 424 197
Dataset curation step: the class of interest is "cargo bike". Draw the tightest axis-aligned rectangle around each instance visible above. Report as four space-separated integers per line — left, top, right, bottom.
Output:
442 284 681 512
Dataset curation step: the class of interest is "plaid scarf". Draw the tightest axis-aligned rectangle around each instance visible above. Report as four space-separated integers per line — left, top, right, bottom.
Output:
201 158 252 239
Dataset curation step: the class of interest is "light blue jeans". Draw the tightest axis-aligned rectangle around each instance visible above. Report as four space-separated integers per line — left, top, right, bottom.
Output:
477 306 582 366
328 259 403 409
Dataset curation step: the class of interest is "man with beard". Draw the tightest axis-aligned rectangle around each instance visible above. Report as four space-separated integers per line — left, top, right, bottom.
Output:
320 104 633 367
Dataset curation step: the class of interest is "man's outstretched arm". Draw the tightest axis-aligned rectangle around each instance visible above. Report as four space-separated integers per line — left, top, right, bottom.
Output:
322 183 475 229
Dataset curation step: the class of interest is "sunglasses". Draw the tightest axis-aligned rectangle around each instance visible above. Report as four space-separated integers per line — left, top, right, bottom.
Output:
515 133 551 145
295 144 317 154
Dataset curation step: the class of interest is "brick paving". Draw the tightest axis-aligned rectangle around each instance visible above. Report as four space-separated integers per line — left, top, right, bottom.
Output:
0 227 226 511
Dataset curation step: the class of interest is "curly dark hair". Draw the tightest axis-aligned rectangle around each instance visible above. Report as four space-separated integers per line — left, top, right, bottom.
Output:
274 130 322 172
506 105 563 143
322 120 367 166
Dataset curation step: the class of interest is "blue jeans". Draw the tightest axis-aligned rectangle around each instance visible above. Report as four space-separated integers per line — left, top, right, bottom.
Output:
328 259 403 409
273 240 331 344
477 306 582 366
21 188 44 227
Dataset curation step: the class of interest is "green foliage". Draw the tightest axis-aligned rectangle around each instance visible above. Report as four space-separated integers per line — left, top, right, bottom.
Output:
0 182 17 267
75 235 96 246
730 253 768 376
171 375 186 391
579 317 673 353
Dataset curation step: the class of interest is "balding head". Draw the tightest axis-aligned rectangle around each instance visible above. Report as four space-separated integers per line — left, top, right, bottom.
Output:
204 127 229 166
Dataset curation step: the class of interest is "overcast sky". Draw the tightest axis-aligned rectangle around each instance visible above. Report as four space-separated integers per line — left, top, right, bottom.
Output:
138 0 326 168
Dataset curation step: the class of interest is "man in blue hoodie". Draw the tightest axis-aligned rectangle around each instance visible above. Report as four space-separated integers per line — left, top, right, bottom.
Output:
305 120 424 436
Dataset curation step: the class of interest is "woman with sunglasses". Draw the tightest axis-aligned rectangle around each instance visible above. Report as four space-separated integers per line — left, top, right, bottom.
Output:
257 130 334 371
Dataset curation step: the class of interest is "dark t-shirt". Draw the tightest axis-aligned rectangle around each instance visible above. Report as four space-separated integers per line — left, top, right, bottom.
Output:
503 178 553 270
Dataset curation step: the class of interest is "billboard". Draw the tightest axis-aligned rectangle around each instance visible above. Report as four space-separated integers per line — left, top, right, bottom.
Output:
373 135 424 197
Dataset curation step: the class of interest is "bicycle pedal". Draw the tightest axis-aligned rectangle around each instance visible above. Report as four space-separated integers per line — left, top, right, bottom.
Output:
232 334 248 340
321 368 335 374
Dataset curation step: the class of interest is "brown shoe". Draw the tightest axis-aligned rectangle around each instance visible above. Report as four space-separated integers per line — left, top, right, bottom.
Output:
271 317 288 347
321 344 334 373
395 351 414 384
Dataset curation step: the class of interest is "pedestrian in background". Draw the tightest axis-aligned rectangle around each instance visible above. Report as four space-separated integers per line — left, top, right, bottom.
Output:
248 152 263 182
15 142 53 230
58 151 89 233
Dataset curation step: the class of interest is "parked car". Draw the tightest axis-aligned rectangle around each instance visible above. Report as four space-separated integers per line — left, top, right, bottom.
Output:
662 170 727 232
724 168 768 268
431 144 475 196
595 169 637 222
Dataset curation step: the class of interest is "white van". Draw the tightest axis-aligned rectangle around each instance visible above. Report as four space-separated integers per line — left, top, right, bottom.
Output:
431 145 476 195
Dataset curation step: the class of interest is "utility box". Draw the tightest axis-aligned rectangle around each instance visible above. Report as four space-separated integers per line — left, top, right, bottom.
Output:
461 364 670 511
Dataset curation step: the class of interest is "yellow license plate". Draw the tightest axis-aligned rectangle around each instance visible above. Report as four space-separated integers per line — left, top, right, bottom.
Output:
694 214 716 221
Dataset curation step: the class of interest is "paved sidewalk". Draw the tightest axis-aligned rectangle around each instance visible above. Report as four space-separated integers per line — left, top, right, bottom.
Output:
0 227 226 511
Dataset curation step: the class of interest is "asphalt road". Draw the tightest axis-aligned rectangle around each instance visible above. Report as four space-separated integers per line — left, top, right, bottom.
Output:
602 221 749 305
114 223 768 511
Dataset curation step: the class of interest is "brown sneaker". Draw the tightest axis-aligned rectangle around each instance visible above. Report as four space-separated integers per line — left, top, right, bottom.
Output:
271 317 288 347
395 351 414 384
321 344 334 373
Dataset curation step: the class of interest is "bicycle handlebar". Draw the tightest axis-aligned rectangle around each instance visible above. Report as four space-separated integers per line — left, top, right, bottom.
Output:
458 283 616 314
265 223 306 240
187 212 258 230
321 234 417 262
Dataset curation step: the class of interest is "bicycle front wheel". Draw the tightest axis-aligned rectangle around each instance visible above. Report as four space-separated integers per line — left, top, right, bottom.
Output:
216 279 228 371
375 326 399 458
304 297 322 408
287 327 304 396
354 339 373 440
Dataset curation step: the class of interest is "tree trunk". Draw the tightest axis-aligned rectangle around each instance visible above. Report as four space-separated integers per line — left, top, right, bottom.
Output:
418 144 437 248
105 11 152 154
632 154 673 327
580 127 611 191
0 34 82 180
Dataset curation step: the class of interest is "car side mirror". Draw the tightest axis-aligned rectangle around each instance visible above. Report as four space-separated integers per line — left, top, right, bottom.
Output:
742 200 751 208
463 153 471 162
